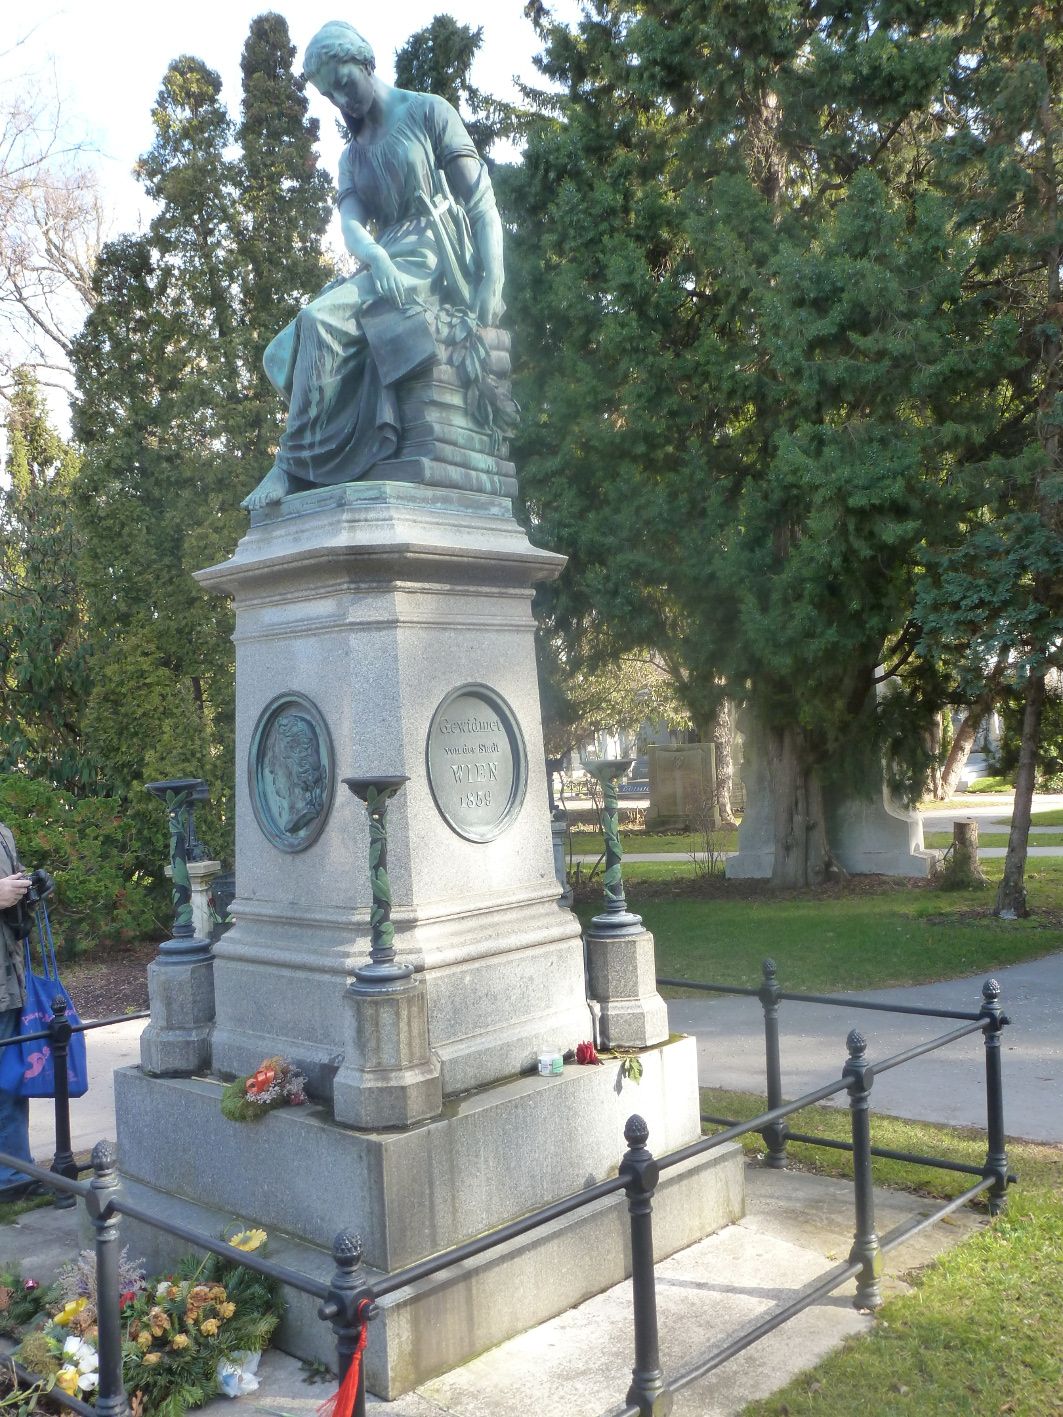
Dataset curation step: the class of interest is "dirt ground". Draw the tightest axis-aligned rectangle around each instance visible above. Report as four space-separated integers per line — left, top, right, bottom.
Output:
60 942 154 1019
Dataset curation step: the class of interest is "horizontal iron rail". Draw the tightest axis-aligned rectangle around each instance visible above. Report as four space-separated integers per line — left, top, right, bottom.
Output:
0 1151 89 1200
656 975 985 1022
605 1174 1001 1417
872 1019 987 1075
110 1194 332 1301
702 1102 1011 1181
701 1115 993 1178
373 1173 628 1298
8 1357 96 1417
0 1010 152 1050
782 1131 993 1178
656 977 762 999
0 1148 330 1302
659 1076 852 1173
878 1175 997 1251
72 1010 151 1033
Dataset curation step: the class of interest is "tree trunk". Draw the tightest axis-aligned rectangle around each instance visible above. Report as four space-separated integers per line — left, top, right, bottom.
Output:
712 699 738 827
938 708 986 799
995 672 1045 919
927 711 943 800
937 655 1008 799
768 723 831 888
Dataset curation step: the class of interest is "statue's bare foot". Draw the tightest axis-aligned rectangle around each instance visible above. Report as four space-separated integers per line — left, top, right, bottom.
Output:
241 466 291 511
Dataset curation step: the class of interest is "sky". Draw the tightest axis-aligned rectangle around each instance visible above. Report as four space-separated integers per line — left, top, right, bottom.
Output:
1 1 585 233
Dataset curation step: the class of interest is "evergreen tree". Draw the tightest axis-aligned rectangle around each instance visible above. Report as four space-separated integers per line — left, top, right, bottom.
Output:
507 1 1010 885
394 15 527 159
70 15 333 864
914 0 1063 916
236 12 334 464
0 369 92 790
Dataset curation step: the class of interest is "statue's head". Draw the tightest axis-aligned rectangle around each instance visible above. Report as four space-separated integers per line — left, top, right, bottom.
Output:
304 21 377 127
267 713 326 835
304 21 376 81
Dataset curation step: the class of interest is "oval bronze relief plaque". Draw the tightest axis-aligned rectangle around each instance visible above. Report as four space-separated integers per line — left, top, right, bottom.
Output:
426 685 528 842
248 693 335 852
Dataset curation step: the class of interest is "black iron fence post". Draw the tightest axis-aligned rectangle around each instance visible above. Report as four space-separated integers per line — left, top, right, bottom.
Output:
321 1230 372 1417
48 996 77 1208
979 978 1009 1216
620 1115 673 1417
86 1141 131 1417
758 959 787 1169
844 1030 882 1311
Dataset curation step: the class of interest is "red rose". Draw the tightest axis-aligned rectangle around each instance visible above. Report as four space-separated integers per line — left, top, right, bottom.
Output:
575 1041 602 1066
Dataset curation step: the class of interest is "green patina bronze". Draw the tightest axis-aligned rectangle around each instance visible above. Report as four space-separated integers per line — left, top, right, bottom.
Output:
343 774 412 985
145 778 210 940
242 21 510 511
248 694 334 852
584 758 637 923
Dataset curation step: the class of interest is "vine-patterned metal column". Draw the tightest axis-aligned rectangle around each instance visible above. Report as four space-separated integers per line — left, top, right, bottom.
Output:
342 776 412 985
584 758 641 930
332 774 441 1126
145 778 212 964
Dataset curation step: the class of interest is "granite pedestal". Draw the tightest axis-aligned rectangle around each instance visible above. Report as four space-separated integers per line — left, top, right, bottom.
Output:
118 472 741 1397
114 1036 744 1397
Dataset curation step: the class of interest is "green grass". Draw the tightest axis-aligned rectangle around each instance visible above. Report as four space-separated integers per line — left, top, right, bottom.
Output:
925 830 1063 848
0 1192 52 1226
567 829 739 855
1030 809 1063 826
700 1091 1063 1416
577 858 1063 994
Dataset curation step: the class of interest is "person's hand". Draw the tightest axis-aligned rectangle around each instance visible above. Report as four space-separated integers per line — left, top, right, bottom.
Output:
366 248 416 308
474 273 505 328
0 874 29 909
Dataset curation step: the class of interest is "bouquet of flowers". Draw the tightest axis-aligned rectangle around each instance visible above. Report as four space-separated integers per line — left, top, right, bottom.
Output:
15 1247 145 1395
221 1056 307 1123
122 1251 279 1417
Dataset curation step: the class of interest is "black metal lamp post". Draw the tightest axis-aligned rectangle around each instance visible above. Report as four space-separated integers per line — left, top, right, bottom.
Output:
145 778 212 964
343 775 413 986
583 758 643 933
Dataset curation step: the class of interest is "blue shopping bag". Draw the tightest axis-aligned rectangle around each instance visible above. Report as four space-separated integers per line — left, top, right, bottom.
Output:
0 905 88 1099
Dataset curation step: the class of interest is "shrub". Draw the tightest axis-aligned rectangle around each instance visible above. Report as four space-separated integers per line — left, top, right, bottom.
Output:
0 773 165 955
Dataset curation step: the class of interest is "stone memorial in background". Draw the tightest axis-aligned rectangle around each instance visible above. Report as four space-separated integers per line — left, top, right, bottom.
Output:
114 20 743 1399
727 712 939 879
647 742 719 832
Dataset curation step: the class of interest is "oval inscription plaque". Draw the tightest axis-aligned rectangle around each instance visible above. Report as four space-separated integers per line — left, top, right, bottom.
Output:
426 685 527 842
248 692 335 852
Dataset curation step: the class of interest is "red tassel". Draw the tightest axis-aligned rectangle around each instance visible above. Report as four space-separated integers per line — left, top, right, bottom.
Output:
317 1301 371 1417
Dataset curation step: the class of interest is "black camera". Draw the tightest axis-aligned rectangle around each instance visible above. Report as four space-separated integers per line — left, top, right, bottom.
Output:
2 868 55 939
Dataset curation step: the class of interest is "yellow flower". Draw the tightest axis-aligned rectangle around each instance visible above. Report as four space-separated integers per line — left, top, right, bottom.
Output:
170 1334 190 1351
228 1228 267 1252
199 1318 219 1337
218 1301 235 1320
55 1299 88 1327
136 1333 152 1351
142 1352 162 1367
208 1286 226 1303
55 1368 79 1396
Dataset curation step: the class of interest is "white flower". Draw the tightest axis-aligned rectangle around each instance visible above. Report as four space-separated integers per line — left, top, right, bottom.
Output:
61 1335 98 1381
156 1281 171 1299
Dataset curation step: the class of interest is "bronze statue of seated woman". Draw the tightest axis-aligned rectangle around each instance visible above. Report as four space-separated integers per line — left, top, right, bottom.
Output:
242 20 514 511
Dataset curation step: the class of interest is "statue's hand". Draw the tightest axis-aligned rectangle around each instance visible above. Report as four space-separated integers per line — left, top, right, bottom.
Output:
475 274 505 328
366 248 415 308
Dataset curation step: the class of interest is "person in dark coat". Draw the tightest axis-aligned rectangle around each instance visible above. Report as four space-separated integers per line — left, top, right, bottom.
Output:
0 822 42 1201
